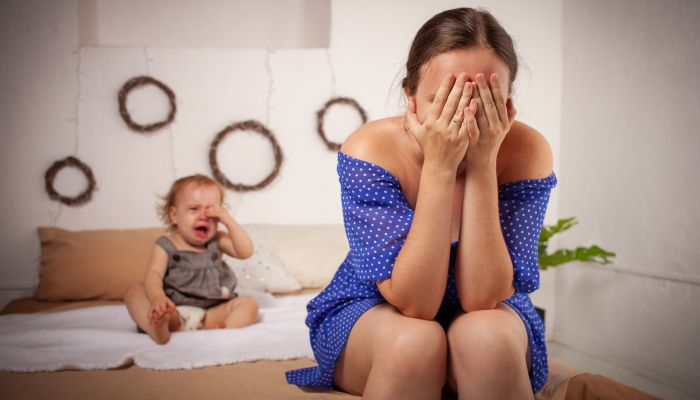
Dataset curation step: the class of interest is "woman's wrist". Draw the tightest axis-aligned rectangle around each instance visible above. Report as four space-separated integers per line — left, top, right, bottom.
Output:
465 152 498 175
422 159 458 181
465 159 497 182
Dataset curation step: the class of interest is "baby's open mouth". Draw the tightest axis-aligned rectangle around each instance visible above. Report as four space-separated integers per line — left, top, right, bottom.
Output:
194 225 209 238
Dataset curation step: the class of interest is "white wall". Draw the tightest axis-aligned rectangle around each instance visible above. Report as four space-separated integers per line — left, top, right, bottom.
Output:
0 0 563 313
0 0 81 297
77 0 330 48
557 0 700 397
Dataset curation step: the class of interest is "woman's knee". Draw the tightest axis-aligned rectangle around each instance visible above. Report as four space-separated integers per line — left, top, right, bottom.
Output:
378 319 447 375
447 308 527 369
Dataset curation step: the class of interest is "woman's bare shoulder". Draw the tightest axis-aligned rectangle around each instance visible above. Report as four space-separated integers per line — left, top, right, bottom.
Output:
498 121 554 184
340 117 406 173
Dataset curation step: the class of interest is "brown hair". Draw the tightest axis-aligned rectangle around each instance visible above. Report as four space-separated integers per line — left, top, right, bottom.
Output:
402 8 518 96
157 174 225 229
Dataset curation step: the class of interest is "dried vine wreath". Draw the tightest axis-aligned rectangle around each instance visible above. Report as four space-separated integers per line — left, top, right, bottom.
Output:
118 75 176 133
316 96 368 151
209 120 283 192
44 156 97 206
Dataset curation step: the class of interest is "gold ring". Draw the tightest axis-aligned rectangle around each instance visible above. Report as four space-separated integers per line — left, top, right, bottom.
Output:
452 119 462 125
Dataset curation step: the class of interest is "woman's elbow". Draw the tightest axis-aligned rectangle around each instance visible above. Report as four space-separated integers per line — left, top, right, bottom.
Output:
460 287 514 313
399 304 438 320
460 298 498 313
378 280 439 320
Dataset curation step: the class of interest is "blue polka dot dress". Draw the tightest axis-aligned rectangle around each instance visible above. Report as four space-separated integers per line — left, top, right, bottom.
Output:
286 151 557 393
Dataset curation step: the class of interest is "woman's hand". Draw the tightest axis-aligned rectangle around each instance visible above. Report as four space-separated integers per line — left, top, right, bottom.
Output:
464 73 516 170
406 73 474 173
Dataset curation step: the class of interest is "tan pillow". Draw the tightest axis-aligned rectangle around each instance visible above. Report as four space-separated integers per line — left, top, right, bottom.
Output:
36 227 166 301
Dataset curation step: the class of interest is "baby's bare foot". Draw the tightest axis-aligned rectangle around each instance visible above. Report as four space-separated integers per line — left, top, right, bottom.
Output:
149 308 176 344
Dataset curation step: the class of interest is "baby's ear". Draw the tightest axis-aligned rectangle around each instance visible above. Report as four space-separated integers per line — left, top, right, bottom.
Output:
168 206 177 223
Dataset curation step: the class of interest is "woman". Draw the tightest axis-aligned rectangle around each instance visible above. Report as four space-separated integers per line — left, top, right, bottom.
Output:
287 7 555 399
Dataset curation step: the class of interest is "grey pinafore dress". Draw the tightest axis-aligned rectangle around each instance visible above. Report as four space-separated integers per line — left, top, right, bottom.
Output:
157 236 238 308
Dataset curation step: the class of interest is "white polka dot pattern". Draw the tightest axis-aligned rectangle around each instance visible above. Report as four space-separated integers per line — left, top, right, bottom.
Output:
286 151 557 393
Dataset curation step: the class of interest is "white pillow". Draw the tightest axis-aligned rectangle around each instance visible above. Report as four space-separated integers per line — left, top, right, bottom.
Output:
226 225 301 293
251 224 349 288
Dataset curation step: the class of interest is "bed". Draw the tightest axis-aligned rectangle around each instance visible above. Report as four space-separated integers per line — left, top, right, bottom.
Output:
0 224 659 399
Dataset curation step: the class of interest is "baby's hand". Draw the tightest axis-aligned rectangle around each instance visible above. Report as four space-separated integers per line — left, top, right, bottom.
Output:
149 296 175 322
205 205 233 225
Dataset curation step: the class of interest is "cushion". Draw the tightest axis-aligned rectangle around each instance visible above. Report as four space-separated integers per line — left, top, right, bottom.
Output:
36 225 302 301
226 225 301 293
36 227 165 301
252 224 348 288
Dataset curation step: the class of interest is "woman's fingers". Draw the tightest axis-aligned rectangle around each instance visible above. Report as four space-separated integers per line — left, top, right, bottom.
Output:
439 73 468 122
475 73 500 128
458 105 470 141
489 73 509 127
428 73 456 120
451 82 473 128
474 98 489 137
405 97 426 145
465 99 480 140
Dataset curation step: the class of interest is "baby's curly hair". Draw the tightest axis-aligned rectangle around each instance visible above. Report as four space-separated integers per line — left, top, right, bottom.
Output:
157 174 225 229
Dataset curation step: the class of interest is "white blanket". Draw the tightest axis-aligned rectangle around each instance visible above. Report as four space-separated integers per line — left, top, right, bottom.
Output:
0 291 316 372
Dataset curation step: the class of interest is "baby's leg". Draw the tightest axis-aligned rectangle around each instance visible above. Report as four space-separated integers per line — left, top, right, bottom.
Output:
202 296 259 329
123 282 180 344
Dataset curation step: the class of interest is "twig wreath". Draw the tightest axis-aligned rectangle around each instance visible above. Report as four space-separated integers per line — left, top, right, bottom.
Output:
209 120 283 192
316 96 368 151
44 156 97 206
118 75 177 133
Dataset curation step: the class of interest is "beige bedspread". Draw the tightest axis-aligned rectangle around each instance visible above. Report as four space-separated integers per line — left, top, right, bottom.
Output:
0 298 659 400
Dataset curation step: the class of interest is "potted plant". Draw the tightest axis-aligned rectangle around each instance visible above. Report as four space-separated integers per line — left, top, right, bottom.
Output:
535 217 616 321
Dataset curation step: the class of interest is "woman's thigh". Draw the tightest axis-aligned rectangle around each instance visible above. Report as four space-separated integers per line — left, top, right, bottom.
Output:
333 303 447 395
445 302 530 392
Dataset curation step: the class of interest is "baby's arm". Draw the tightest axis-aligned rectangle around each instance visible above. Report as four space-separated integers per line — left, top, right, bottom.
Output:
143 244 174 320
206 206 254 259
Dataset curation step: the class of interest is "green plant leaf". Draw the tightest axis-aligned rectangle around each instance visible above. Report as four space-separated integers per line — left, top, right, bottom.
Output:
539 217 578 244
537 217 616 270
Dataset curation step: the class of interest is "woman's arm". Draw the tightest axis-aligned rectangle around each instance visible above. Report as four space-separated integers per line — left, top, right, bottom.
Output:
456 73 552 311
376 162 456 319
355 73 472 320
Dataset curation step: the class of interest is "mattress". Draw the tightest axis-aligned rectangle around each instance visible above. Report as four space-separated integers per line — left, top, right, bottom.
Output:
0 298 660 400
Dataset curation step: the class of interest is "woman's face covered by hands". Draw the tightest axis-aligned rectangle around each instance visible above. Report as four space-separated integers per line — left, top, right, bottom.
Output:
410 47 512 124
